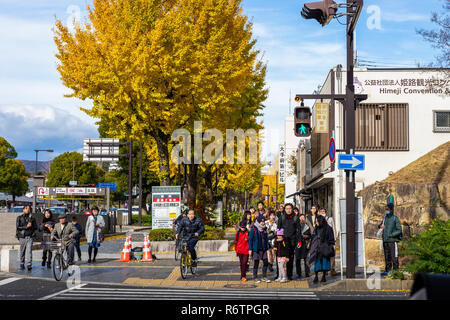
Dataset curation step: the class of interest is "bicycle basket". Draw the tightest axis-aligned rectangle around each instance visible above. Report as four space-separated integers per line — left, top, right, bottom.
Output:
49 241 62 251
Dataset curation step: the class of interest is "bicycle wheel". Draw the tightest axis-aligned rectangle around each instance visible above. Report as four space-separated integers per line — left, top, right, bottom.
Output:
53 254 64 281
174 239 181 261
180 252 188 279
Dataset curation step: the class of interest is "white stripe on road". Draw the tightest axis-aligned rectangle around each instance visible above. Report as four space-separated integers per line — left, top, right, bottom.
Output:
0 277 20 287
38 283 87 300
50 286 318 300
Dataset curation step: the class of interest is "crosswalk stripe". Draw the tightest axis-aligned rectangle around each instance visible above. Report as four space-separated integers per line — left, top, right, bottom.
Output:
49 286 319 300
0 277 20 286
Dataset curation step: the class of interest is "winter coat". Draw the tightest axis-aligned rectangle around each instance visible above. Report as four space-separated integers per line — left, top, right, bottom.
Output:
378 213 402 242
16 214 38 239
86 215 105 244
295 222 311 259
265 220 278 247
72 223 83 243
275 238 290 258
248 225 269 252
235 229 249 255
51 222 79 247
39 219 55 234
176 216 205 240
277 212 299 245
308 225 335 265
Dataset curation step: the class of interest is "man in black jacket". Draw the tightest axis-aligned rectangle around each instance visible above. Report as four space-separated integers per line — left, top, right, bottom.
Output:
277 203 299 280
176 208 205 267
16 205 37 271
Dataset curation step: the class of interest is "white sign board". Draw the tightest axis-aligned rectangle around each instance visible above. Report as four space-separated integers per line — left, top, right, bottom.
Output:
151 186 181 230
278 144 286 184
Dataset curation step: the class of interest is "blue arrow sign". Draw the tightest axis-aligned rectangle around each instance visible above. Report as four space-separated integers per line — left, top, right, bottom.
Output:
337 154 365 171
97 182 117 191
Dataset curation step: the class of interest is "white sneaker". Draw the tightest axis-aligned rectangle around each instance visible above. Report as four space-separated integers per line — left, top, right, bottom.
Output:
275 278 281 282
255 279 261 284
262 277 271 283
280 279 288 283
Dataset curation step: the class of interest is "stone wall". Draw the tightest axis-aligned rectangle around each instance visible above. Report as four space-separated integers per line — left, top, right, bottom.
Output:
359 182 449 239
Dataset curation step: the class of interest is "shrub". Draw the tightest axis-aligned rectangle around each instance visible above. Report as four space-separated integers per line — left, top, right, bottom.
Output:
223 210 241 228
199 225 225 240
401 216 450 274
131 215 151 225
148 228 174 241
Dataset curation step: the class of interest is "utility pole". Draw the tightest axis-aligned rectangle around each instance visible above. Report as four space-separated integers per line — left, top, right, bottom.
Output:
128 140 133 225
299 0 364 278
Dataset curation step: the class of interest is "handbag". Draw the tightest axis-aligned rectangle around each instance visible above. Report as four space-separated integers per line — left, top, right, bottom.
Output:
319 242 334 258
98 229 104 243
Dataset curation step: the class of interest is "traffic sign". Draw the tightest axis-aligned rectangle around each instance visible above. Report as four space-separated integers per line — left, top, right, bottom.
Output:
338 154 365 171
37 187 49 196
97 182 117 191
329 138 335 163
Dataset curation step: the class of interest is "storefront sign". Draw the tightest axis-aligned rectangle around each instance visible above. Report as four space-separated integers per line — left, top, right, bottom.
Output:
314 102 329 133
278 144 286 185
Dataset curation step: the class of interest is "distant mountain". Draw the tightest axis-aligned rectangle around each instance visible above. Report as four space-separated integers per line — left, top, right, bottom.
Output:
19 160 52 174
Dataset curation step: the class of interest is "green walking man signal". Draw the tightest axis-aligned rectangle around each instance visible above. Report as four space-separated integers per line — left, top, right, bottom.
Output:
294 106 312 137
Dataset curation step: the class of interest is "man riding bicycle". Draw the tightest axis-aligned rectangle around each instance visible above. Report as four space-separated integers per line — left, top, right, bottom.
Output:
175 208 204 267
173 209 188 234
50 214 79 265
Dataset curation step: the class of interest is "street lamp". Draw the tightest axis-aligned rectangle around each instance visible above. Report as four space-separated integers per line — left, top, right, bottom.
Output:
34 149 53 176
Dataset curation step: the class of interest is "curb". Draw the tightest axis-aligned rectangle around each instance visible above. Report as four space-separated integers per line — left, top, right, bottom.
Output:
317 279 413 292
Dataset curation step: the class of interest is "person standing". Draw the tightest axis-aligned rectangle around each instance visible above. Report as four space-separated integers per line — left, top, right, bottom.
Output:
319 208 337 276
236 210 252 232
274 229 290 283
378 202 402 276
309 215 335 283
235 221 249 281
40 209 55 268
176 208 205 267
265 212 278 273
16 205 37 271
72 216 83 261
248 215 271 283
51 214 79 265
276 203 299 280
86 206 105 263
295 214 311 278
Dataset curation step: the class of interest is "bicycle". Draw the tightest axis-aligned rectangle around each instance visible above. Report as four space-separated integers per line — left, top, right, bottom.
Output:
50 238 74 281
179 239 197 279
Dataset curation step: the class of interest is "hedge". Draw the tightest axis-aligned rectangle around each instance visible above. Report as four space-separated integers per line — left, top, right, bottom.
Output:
131 215 152 226
147 226 225 241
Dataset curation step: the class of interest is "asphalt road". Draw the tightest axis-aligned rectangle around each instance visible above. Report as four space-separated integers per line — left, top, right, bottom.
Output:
0 275 409 300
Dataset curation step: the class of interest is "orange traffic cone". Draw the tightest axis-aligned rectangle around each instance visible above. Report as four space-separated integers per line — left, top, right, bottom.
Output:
118 235 131 262
142 234 154 261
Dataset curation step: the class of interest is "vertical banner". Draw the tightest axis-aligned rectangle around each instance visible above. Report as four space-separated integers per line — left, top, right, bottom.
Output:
278 144 286 185
151 186 181 230
314 102 329 133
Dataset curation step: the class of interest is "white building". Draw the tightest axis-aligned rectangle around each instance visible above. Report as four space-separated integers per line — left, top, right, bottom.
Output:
296 67 450 234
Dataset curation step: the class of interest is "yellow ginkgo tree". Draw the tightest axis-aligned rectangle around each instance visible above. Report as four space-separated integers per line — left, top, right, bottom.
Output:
54 0 265 190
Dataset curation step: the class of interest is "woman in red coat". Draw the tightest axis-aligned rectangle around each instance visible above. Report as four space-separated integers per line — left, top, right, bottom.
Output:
235 221 250 281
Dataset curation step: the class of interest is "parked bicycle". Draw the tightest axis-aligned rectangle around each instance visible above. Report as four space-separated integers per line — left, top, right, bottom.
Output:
50 238 74 281
179 239 197 279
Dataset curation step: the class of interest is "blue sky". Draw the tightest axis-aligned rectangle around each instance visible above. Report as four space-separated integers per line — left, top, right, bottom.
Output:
0 0 445 161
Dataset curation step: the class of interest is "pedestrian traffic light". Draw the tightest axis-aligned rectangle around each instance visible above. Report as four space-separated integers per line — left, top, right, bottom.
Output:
301 0 338 26
294 106 312 137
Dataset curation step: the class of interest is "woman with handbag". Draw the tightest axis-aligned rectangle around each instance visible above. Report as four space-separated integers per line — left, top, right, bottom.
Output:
86 206 105 263
310 215 335 283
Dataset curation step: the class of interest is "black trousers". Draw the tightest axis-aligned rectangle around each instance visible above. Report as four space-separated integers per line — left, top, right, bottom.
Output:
383 242 399 272
285 238 295 278
42 249 52 264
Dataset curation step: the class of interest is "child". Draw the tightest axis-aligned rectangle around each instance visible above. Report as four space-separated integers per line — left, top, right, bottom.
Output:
235 221 249 281
275 229 290 283
72 216 83 261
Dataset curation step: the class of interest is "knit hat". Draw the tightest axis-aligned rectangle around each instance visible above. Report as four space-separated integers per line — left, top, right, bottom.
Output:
257 215 265 223
239 221 247 228
276 229 284 236
386 203 394 211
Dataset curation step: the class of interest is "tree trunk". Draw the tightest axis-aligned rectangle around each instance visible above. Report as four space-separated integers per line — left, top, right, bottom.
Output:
204 165 213 204
154 129 171 186
186 162 197 208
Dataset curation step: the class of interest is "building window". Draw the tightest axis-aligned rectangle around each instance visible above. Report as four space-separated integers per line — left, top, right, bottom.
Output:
433 111 450 132
355 103 409 151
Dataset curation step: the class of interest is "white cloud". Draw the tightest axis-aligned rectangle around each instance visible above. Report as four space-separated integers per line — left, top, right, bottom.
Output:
0 104 98 160
383 12 429 23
